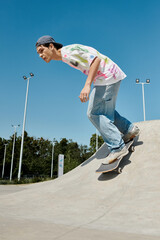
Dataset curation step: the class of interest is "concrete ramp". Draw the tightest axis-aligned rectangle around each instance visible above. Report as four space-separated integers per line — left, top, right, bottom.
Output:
0 120 160 240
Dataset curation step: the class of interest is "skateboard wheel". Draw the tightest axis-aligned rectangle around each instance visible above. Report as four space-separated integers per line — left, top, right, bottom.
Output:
117 167 122 174
129 146 135 152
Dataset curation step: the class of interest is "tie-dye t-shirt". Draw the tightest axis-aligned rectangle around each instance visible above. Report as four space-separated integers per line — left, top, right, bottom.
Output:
61 44 126 86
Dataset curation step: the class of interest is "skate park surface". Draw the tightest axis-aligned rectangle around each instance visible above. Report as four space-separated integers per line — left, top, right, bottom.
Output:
0 120 160 240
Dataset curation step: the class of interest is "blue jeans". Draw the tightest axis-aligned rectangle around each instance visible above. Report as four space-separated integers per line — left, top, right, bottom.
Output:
87 81 133 152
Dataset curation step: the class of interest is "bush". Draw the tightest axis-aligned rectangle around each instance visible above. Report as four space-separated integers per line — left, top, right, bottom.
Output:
0 176 53 185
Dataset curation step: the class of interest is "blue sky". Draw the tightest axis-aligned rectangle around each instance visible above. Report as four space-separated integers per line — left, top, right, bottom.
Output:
0 0 160 146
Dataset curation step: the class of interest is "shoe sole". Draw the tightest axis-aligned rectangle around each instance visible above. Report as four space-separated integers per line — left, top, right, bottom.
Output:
124 130 140 143
103 149 129 165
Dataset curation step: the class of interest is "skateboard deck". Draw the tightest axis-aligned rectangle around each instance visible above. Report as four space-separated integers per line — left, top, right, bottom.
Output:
96 139 135 174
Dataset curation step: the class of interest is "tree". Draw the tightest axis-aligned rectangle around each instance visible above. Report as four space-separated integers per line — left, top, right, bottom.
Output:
89 133 104 154
79 144 92 162
64 140 81 173
0 131 105 182
0 138 6 177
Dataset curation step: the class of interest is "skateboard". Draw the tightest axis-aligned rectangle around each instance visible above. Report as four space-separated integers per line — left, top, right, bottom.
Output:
96 138 135 174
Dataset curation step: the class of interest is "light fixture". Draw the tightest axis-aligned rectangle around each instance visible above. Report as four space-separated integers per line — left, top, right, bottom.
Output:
146 79 150 83
30 73 34 77
23 76 27 80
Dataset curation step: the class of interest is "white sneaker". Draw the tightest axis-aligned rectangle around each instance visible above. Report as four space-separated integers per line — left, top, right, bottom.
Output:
123 125 140 143
103 146 129 165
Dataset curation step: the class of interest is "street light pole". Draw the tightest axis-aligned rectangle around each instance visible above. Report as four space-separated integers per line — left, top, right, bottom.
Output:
136 79 150 121
96 129 98 152
18 73 34 181
141 83 146 121
51 140 55 178
10 124 20 181
2 144 8 178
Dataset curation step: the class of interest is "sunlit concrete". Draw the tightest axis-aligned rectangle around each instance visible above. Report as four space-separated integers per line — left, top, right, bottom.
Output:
0 120 160 240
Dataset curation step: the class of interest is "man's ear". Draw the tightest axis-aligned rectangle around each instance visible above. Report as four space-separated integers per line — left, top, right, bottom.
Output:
49 43 54 49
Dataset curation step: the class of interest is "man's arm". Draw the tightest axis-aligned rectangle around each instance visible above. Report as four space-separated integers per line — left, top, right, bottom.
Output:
79 57 101 102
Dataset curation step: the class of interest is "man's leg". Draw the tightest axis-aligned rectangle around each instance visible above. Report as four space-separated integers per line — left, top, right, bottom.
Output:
87 81 125 152
114 111 133 134
114 111 140 143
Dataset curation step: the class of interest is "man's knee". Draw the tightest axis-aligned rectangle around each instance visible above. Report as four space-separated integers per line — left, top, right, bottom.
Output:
87 109 93 120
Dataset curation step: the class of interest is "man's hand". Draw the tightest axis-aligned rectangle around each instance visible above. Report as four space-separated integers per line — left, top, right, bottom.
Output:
79 85 91 103
79 57 101 103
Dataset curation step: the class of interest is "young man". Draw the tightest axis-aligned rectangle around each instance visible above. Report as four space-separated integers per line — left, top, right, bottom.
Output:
36 35 139 164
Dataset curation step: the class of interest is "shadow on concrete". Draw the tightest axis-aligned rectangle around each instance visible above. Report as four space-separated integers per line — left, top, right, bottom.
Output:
97 140 143 181
81 143 110 167
97 157 132 181
81 136 143 168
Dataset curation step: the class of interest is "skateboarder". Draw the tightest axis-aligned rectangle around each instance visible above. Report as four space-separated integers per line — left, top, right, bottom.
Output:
36 35 139 164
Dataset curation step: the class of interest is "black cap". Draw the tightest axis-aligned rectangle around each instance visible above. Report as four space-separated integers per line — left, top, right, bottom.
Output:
36 35 63 48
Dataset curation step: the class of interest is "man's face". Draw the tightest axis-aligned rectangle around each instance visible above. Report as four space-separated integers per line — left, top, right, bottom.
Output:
36 44 54 63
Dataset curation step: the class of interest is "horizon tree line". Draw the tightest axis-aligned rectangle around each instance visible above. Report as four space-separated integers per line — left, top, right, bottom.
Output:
0 131 104 180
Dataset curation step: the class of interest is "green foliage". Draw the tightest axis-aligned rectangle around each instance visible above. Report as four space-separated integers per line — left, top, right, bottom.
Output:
0 131 104 184
89 133 104 154
0 176 51 185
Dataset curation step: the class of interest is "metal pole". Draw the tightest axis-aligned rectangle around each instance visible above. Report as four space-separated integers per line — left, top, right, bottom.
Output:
10 125 20 181
18 78 30 181
141 83 146 121
2 144 7 178
96 129 98 152
51 142 55 178
136 79 150 122
10 129 16 181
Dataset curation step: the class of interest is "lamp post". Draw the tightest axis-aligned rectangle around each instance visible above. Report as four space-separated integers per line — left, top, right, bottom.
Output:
2 143 8 178
18 73 34 181
10 124 20 181
96 129 98 152
51 140 55 178
136 79 150 121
